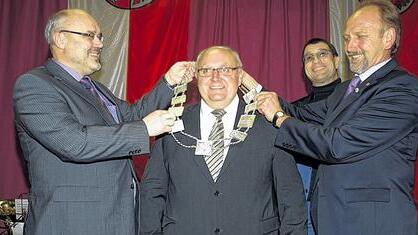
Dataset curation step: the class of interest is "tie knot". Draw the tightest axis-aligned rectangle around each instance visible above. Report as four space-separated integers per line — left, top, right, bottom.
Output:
80 76 93 89
350 75 361 87
212 109 226 118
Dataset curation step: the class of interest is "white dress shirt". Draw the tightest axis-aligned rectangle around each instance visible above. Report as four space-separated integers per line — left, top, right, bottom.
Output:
357 58 391 82
199 95 239 161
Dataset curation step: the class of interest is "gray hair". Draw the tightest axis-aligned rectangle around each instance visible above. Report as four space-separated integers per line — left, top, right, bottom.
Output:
44 10 69 45
195 46 243 69
44 9 88 45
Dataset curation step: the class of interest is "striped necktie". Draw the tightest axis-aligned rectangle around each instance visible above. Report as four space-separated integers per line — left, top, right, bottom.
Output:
206 109 226 182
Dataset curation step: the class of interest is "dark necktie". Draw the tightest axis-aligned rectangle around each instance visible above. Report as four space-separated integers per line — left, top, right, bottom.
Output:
206 109 226 182
80 76 107 107
344 75 361 97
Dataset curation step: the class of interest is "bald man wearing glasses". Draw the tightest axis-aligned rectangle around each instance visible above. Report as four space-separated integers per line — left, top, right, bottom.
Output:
13 9 191 235
140 46 306 235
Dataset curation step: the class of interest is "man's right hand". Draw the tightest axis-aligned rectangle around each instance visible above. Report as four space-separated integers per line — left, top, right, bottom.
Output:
165 61 195 86
143 110 176 136
241 70 260 91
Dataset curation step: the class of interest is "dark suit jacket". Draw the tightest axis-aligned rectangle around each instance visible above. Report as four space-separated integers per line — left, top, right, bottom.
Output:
140 100 307 235
292 78 341 201
276 59 418 235
13 59 173 235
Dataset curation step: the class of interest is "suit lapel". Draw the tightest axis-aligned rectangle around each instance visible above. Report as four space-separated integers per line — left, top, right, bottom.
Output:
325 59 398 124
45 60 116 125
181 104 216 184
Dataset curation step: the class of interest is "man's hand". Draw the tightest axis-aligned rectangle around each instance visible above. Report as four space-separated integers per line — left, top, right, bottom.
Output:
241 70 260 91
255 91 283 122
256 91 290 127
165 61 195 86
143 110 176 136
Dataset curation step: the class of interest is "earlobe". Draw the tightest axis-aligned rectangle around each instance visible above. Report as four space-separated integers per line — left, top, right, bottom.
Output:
53 32 66 49
238 70 243 85
334 56 341 68
384 28 396 50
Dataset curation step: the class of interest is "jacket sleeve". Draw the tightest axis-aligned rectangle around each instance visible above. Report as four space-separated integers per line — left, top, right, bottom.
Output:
273 148 307 235
114 77 174 122
276 75 418 163
140 138 169 234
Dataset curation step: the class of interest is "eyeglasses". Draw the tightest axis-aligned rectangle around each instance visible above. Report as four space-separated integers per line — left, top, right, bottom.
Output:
197 66 241 77
59 30 104 42
303 50 332 63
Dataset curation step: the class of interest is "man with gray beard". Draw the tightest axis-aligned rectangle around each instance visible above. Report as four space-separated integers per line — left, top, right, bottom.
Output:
253 0 418 234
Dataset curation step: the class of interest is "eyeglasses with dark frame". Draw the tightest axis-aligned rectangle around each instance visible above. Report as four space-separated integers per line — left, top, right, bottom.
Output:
197 66 241 77
59 30 104 42
303 50 332 63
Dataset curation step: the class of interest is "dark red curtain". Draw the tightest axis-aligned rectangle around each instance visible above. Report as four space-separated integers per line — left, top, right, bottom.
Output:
0 0 67 199
188 0 329 101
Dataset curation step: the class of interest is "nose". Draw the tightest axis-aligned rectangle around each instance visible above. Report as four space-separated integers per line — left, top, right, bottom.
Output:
312 55 321 63
345 37 357 53
210 69 221 80
93 36 104 48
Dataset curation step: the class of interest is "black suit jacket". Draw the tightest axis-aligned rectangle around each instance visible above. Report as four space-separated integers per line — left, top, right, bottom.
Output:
140 100 307 235
292 78 341 201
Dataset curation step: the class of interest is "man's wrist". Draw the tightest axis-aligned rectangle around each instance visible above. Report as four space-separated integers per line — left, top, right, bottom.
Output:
272 111 289 127
163 75 175 90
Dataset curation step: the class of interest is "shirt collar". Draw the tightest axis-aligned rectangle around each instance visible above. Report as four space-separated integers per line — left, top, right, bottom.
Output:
200 95 239 117
53 59 83 82
357 58 391 82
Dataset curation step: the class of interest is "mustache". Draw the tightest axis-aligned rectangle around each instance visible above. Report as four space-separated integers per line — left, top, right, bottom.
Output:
346 51 362 57
88 48 102 54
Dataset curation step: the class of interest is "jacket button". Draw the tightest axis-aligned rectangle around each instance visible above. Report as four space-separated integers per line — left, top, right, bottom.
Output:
130 183 135 189
214 228 221 233
214 190 220 196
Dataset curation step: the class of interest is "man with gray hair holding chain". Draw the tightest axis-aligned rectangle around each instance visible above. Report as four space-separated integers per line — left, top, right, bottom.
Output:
254 1 418 234
13 8 191 235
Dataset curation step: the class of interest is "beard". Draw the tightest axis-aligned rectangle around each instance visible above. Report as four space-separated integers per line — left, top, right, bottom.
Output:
347 51 369 74
88 58 102 72
87 48 102 72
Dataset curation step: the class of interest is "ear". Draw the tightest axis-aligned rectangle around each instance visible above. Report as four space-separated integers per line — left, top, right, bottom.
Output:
53 31 66 49
383 27 396 50
333 55 341 68
238 69 243 86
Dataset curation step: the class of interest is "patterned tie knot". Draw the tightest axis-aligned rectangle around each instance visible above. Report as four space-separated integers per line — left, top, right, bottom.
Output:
211 109 226 119
80 76 93 90
344 75 361 97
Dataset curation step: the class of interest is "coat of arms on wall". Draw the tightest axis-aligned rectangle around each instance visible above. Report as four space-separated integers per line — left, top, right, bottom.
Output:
106 0 153 9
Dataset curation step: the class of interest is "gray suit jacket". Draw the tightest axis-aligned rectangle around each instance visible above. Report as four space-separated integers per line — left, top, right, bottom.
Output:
140 101 307 235
276 59 418 234
13 59 173 235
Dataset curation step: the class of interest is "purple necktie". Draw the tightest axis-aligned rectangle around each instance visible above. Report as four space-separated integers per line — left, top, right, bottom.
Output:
80 76 107 107
344 75 361 97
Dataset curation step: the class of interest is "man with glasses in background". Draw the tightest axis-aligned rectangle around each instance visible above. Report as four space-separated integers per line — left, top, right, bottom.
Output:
140 46 307 235
13 9 191 235
293 38 341 235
